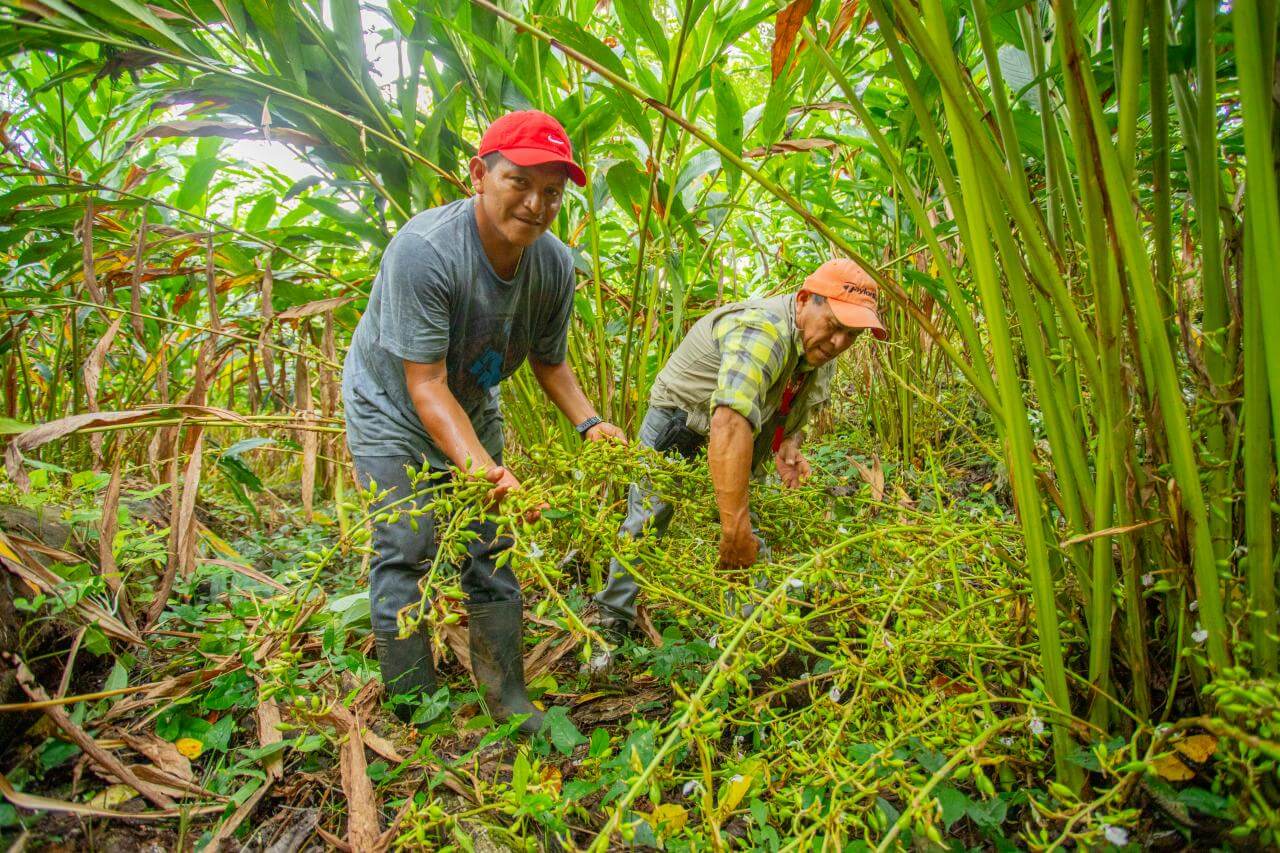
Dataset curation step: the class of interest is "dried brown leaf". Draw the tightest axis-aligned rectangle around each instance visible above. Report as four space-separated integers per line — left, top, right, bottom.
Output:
135 120 323 148
99 459 123 597
0 769 221 820
745 137 837 158
83 317 123 414
147 429 204 626
255 699 284 780
339 715 381 851
118 732 193 782
849 454 885 501
8 656 175 809
0 529 143 645
771 0 814 80
276 295 354 322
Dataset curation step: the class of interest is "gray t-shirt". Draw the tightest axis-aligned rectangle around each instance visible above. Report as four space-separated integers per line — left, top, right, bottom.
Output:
342 197 575 467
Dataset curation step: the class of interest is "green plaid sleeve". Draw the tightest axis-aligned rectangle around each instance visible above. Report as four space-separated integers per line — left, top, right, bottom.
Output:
711 308 791 431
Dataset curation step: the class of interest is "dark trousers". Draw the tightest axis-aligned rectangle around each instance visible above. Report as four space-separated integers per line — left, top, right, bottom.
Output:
352 454 521 635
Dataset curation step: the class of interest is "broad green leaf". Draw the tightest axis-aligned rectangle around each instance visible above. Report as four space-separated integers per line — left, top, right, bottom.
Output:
174 136 224 211
997 45 1041 112
605 160 648 224
540 705 587 755
935 784 971 829
615 0 669 62
245 195 277 232
712 66 743 192
97 0 187 50
674 149 721 202
0 184 94 209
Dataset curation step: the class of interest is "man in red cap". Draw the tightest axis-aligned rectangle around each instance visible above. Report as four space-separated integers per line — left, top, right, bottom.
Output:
587 258 886 673
343 111 622 732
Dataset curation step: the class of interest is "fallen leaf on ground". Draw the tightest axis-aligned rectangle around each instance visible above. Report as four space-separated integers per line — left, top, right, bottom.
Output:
1152 753 1195 781
1174 734 1218 763
175 737 203 759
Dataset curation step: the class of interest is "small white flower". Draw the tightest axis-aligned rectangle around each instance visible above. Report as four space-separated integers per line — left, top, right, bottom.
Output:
788 578 805 590
934 582 943 592
681 780 701 797
730 773 744 784
828 685 842 702
528 541 544 559
1189 599 1199 612
998 736 1013 747
1192 624 1208 644
883 635 894 650
1102 824 1130 846
1029 715 1045 737
1142 573 1154 588
837 526 849 535
708 634 718 649
572 468 585 481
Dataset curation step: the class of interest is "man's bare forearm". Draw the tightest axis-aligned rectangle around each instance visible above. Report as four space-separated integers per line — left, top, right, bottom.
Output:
708 406 754 530
404 360 496 472
529 357 597 425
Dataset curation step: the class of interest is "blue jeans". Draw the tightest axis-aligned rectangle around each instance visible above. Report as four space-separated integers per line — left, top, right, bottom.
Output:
593 407 770 624
353 454 521 635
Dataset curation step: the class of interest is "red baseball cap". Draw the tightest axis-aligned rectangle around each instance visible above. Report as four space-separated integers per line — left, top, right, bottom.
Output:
800 258 888 340
476 110 586 187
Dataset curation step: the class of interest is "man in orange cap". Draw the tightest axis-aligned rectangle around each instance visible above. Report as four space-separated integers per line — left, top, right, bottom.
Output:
343 110 623 731
587 258 886 671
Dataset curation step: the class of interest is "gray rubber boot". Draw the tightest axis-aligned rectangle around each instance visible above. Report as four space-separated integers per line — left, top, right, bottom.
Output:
374 629 437 725
467 600 545 736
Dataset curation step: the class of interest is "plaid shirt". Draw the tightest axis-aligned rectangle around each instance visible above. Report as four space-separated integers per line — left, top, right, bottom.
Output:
710 308 809 431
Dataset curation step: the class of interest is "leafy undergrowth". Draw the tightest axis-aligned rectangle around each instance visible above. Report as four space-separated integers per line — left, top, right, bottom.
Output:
0 435 1276 851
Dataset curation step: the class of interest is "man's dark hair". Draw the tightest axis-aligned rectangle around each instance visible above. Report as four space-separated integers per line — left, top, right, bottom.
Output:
808 292 827 306
481 151 508 170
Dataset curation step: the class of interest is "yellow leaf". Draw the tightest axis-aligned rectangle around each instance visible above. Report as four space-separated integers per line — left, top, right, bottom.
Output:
197 526 242 560
719 773 753 814
1174 734 1218 763
647 803 688 834
540 765 562 797
175 737 204 759
1152 753 1194 781
89 784 139 809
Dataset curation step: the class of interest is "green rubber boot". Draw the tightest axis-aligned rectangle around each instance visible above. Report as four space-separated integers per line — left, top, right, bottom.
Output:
467 600 544 736
374 629 436 724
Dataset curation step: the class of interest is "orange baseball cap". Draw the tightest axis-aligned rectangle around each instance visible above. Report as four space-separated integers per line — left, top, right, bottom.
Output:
800 258 888 340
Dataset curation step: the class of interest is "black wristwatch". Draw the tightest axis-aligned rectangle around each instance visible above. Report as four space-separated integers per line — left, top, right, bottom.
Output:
575 416 602 438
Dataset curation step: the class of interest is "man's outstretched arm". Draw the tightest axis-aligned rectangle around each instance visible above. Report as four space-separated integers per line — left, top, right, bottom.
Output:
529 357 625 442
403 359 519 496
709 405 757 569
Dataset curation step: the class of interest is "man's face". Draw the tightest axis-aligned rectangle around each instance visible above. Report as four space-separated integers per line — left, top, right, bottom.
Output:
470 155 568 249
796 292 863 366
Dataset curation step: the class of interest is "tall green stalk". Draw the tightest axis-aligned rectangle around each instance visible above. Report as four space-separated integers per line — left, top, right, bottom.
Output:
921 0 1079 788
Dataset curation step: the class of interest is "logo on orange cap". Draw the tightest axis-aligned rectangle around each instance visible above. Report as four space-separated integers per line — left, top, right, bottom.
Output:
800 258 888 340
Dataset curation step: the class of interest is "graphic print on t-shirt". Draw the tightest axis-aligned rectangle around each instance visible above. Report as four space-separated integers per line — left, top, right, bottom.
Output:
456 313 515 403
